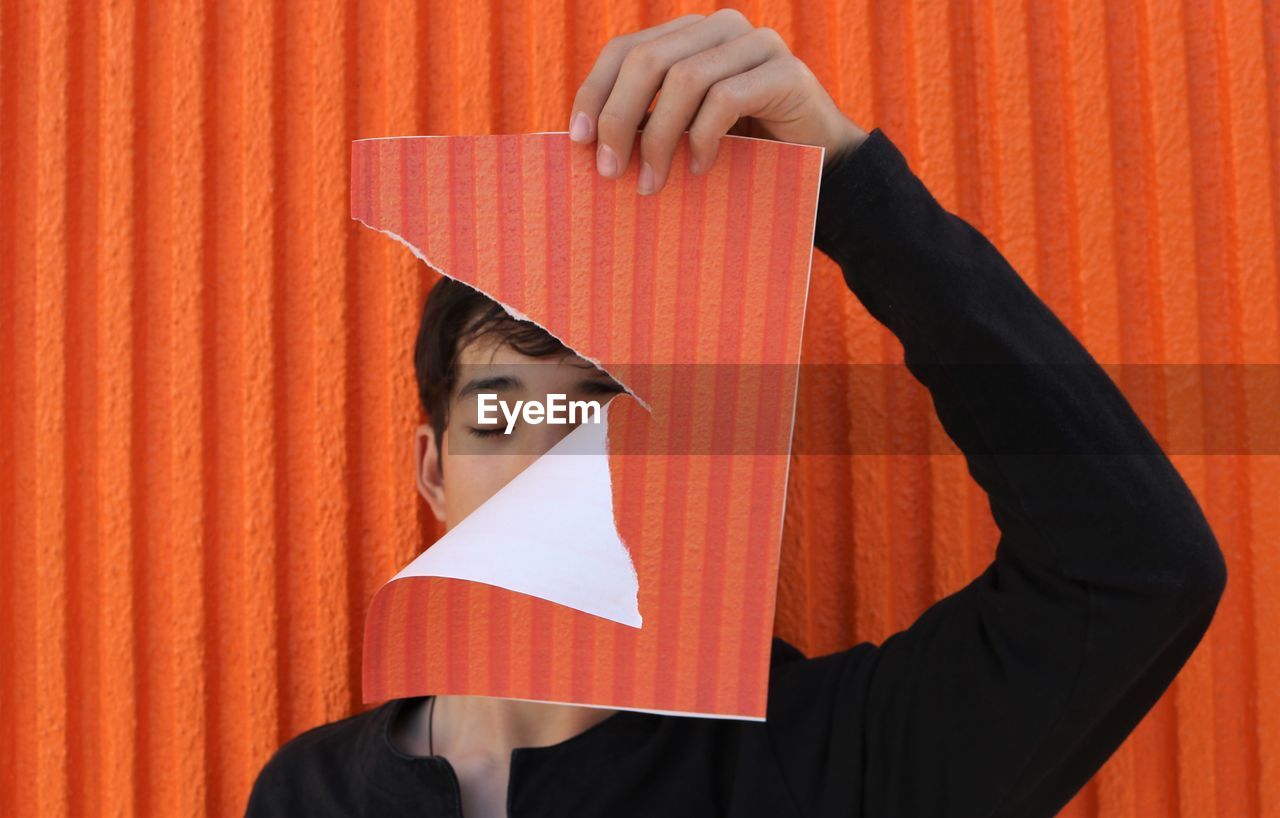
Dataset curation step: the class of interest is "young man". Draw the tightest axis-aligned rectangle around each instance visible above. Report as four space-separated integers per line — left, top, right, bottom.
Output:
246 10 1226 818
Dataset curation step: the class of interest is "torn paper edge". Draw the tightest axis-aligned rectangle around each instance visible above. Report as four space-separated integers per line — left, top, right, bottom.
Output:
349 130 823 412
350 216 651 413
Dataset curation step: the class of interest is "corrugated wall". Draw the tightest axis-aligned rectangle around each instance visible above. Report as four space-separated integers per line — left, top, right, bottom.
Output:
1 1 1275 816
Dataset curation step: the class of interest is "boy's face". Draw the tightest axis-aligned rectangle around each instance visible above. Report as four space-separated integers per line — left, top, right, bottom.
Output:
415 332 625 530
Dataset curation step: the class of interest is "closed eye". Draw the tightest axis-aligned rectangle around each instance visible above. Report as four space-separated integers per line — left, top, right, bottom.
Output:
579 379 626 397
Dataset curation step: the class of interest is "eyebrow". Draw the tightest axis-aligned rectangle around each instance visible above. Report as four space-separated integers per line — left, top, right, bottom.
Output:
456 375 521 400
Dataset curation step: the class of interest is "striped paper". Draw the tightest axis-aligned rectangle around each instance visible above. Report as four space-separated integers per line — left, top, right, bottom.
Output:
350 132 822 719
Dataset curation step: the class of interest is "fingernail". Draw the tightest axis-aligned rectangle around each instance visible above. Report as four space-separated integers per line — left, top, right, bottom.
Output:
637 162 654 195
597 143 617 177
569 111 591 142
690 155 702 175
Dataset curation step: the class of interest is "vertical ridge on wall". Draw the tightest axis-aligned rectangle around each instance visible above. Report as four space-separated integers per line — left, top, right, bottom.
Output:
273 0 299 750
134 1 156 813
207 2 237 814
108 0 141 812
1 1 1277 815
199 0 226 813
33 2 71 816
2 5 36 817
0 3 19 816
314 0 353 736
161 0 212 814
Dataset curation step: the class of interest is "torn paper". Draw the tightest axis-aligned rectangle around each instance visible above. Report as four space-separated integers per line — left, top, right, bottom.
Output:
352 130 823 719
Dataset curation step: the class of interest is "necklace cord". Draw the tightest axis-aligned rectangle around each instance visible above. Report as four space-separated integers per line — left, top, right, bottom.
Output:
428 695 436 757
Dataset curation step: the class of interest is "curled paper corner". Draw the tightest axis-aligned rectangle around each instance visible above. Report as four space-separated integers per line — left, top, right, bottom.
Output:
387 400 642 628
349 216 652 414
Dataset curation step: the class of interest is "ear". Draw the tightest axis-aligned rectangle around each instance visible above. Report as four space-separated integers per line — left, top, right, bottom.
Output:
415 423 447 523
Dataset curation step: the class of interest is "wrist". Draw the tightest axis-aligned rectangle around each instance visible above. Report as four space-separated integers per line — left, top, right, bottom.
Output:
823 117 870 169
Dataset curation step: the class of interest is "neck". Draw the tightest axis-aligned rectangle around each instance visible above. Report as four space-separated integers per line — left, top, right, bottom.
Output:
403 695 619 761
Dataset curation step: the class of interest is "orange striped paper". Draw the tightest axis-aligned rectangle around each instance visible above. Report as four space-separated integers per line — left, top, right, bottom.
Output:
350 132 822 719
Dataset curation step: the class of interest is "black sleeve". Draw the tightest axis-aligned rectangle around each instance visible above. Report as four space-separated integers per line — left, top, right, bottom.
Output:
763 128 1227 818
243 760 288 817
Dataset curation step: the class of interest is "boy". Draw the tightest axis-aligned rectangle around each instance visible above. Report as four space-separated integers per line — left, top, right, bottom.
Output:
247 10 1226 817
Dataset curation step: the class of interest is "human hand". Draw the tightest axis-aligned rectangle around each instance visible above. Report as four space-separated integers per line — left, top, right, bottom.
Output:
568 9 869 195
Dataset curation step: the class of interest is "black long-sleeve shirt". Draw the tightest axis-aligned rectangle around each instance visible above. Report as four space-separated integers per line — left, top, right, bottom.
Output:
244 127 1227 818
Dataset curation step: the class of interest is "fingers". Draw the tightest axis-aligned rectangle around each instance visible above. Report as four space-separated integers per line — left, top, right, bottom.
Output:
569 11 817 195
574 9 756 180
687 56 816 178
637 26 788 193
595 11 756 180
568 14 704 144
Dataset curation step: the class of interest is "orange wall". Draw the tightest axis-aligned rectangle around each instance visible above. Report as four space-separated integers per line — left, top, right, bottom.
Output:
2 1 1276 816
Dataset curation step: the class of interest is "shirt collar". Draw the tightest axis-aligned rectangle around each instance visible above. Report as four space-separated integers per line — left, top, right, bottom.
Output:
355 696 454 807
358 695 666 802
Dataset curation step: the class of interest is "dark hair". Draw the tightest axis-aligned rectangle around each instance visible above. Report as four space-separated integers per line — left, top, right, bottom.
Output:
414 277 570 466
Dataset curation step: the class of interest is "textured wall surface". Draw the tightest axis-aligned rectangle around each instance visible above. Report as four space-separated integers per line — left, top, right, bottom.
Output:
1 1 1277 816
